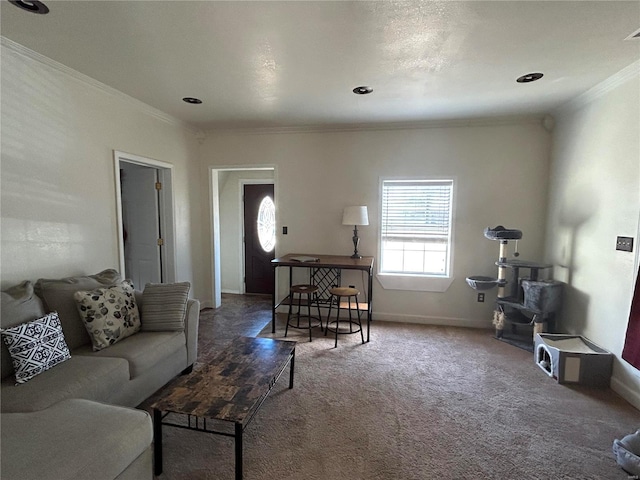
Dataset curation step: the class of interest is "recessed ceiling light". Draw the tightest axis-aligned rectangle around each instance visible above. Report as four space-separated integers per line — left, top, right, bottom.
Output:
182 97 203 104
353 86 373 95
516 73 544 83
9 0 49 14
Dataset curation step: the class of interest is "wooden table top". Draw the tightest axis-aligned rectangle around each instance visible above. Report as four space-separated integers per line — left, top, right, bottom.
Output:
151 336 296 424
272 253 374 271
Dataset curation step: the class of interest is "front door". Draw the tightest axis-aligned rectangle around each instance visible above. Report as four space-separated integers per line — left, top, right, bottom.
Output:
244 184 275 294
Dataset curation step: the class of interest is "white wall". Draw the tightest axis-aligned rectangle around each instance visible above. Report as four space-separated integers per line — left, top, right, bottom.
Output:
545 65 640 408
218 170 274 293
0 42 205 299
200 122 552 326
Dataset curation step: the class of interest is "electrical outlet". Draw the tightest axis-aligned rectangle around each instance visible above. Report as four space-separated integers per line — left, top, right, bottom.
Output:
282 226 288 235
616 236 633 252
477 293 485 303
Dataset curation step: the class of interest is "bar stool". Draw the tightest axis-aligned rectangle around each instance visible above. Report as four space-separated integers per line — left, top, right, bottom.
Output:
325 286 364 348
285 284 323 342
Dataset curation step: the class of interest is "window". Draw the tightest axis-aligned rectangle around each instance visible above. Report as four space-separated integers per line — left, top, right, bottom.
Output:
380 179 453 277
257 195 276 252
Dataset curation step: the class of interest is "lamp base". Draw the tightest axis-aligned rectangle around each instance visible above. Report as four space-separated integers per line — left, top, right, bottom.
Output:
351 227 361 259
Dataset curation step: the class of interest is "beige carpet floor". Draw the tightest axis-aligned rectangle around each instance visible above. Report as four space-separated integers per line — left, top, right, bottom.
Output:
151 315 639 479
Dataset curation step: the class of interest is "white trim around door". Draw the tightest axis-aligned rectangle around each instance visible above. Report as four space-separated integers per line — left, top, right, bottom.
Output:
113 150 177 284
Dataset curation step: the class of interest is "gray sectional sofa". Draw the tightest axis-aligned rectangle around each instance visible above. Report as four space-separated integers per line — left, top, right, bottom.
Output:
0 269 200 480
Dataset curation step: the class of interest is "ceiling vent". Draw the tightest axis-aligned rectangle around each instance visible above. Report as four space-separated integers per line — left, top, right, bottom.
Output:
625 27 640 40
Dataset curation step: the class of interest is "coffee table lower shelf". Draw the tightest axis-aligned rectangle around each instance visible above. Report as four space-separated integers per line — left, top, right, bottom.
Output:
151 336 296 480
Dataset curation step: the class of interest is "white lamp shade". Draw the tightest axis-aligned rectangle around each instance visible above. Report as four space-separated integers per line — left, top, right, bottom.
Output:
342 206 369 226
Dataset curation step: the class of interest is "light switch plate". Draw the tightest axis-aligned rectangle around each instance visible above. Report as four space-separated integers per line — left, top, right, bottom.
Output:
616 236 633 252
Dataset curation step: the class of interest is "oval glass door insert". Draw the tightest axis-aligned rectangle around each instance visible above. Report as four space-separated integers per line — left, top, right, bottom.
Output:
257 195 276 252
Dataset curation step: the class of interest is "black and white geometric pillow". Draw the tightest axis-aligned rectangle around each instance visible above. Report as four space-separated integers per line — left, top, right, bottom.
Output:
0 312 71 385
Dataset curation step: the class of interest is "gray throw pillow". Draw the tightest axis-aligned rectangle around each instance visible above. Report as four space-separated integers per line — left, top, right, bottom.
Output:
141 282 190 331
34 269 122 350
1 281 46 380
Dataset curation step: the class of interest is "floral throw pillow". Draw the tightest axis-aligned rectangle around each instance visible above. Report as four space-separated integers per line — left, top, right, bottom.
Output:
0 312 71 385
74 280 141 351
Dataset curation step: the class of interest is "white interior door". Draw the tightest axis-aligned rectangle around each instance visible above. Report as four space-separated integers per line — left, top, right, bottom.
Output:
121 162 162 289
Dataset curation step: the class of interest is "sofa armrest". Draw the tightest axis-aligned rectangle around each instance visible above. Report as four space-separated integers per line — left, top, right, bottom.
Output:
184 298 200 367
1 399 152 480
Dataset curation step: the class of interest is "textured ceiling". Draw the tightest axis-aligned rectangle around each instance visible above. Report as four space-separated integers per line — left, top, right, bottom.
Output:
2 1 639 130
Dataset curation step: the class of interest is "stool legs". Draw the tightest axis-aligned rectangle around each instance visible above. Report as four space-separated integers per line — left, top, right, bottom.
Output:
286 288 321 342
334 301 341 348
285 292 293 338
348 297 364 344
326 293 364 347
306 292 313 342
315 292 323 331
356 299 364 344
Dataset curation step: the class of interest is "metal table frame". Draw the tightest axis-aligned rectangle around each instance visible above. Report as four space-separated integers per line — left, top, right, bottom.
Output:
152 339 295 480
271 254 374 342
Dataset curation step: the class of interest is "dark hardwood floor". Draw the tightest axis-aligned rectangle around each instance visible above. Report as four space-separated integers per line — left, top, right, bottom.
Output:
197 293 272 363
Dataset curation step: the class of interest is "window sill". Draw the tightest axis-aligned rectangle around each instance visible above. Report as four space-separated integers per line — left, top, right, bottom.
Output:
376 273 454 293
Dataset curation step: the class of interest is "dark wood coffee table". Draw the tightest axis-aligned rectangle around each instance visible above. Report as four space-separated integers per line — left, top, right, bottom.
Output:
151 336 296 480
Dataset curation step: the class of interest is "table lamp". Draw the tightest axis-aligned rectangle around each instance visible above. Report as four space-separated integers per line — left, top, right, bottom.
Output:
342 206 369 259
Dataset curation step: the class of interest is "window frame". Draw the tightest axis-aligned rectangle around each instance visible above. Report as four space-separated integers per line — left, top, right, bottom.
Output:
377 176 456 293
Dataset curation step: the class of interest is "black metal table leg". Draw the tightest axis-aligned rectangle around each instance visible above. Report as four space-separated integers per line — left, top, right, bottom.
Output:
289 348 295 389
235 423 243 480
367 268 373 342
272 266 277 333
153 408 163 476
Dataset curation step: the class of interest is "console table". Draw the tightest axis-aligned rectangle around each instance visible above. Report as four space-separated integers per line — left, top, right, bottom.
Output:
271 254 374 342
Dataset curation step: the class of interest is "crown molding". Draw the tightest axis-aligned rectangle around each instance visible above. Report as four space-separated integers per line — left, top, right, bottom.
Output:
204 114 545 137
1 36 204 137
555 60 640 115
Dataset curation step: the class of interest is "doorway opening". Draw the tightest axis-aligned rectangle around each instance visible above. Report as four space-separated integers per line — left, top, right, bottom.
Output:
209 167 276 308
114 151 176 289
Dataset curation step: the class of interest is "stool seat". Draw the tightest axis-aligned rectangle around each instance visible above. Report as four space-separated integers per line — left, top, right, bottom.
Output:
291 284 319 294
285 284 322 342
329 286 358 297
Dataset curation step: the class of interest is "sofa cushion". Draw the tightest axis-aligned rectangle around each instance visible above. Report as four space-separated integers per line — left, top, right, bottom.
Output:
34 269 122 350
0 355 129 413
1 312 71 385
74 281 141 351
75 330 185 378
141 282 190 331
1 281 46 380
1 398 152 480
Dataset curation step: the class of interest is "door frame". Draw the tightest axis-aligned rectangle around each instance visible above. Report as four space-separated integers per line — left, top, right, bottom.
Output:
240 180 275 294
209 166 276 308
113 150 177 284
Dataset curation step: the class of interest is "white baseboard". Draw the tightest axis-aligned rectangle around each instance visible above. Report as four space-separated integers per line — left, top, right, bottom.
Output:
370 312 492 329
611 376 640 410
221 289 241 294
274 308 491 329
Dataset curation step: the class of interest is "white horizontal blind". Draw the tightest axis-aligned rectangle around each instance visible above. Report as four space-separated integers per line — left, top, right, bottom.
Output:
381 180 453 275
